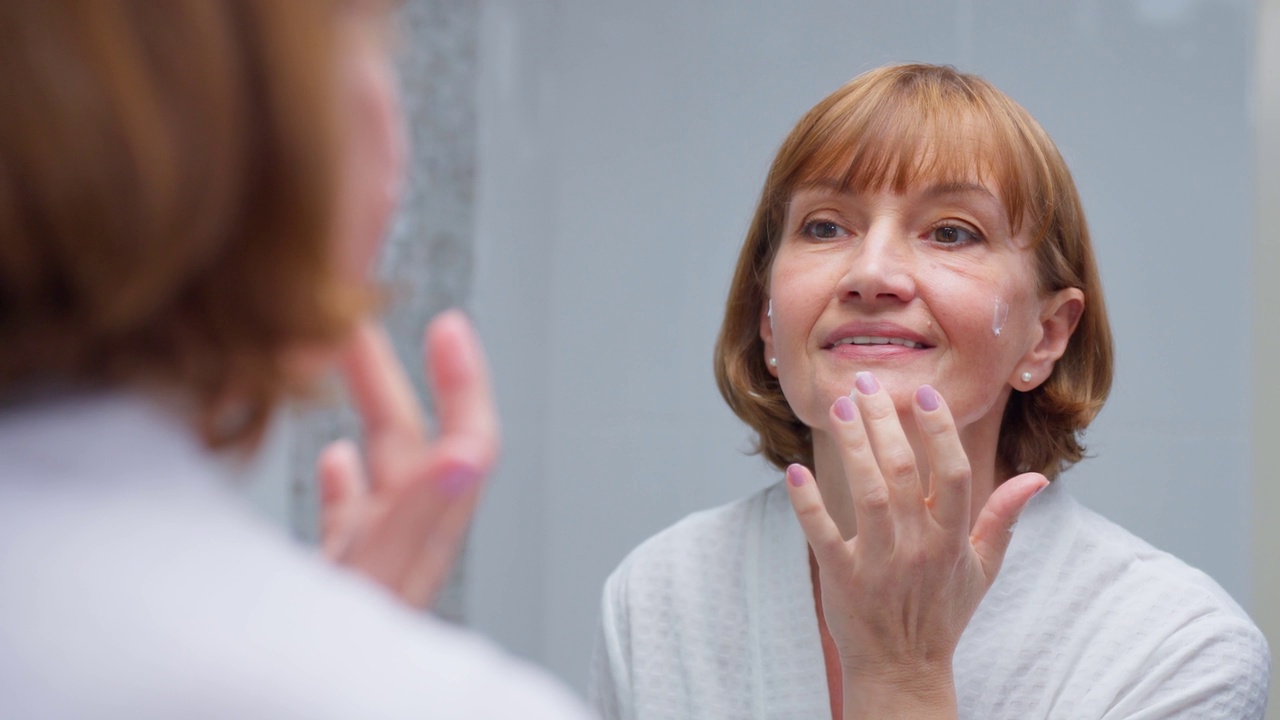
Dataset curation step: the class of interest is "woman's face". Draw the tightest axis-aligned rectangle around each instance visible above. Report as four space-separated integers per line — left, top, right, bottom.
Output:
334 8 406 282
760 177 1080 446
286 8 404 381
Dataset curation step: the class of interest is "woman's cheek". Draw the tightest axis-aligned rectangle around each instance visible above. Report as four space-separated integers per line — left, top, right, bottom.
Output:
336 33 406 281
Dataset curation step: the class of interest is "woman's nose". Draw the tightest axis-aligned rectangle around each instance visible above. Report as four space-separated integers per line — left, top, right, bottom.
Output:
834 221 917 304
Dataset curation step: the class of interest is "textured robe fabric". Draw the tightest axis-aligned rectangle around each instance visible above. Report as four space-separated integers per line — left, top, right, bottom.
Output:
0 393 592 720
591 480 1270 719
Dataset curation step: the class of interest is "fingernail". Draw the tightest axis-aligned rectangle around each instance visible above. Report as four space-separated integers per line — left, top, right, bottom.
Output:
1032 481 1049 498
915 385 940 411
440 466 479 496
854 371 879 395
786 464 806 487
834 395 855 422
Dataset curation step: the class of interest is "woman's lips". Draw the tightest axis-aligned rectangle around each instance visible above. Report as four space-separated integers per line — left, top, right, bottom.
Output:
820 322 934 351
824 341 931 360
829 336 926 349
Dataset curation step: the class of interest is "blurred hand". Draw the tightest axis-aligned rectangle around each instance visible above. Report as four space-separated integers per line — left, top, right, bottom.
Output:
319 310 499 609
784 372 1045 720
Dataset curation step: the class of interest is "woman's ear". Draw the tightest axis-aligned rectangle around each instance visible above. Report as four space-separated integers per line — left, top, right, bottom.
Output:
760 298 778 378
1011 288 1084 388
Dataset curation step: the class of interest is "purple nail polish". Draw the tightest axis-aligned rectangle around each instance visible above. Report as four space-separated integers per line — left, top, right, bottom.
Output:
834 395 856 422
440 466 479 496
915 385 940 411
854 371 879 395
786 464 806 487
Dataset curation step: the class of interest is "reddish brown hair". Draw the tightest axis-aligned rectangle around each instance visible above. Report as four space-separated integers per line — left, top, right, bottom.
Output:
0 0 371 450
714 63 1113 480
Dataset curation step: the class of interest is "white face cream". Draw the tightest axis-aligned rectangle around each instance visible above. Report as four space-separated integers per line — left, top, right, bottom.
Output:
992 296 1010 337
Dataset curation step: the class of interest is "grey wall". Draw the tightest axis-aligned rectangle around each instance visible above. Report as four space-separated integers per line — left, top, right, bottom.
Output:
1254 1 1280 717
469 0 1261 694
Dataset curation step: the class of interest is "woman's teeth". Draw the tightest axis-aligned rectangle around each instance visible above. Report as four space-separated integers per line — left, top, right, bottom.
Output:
832 336 924 349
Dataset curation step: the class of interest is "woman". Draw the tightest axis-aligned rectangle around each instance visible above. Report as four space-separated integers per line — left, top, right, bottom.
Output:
590 64 1269 719
0 1 589 717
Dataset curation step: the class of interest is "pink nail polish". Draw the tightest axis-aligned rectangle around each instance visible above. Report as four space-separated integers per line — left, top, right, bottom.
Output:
854 371 879 395
440 466 479 496
834 395 855 422
915 385 940 411
786 464 806 487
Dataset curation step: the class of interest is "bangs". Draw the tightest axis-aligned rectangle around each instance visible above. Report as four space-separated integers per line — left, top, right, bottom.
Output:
786 69 1046 239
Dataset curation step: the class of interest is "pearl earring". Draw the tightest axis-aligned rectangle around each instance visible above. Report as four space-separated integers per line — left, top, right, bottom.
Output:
1021 371 1033 383
769 357 778 367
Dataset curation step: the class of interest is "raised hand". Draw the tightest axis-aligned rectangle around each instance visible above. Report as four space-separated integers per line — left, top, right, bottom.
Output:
319 310 499 609
784 371 1045 719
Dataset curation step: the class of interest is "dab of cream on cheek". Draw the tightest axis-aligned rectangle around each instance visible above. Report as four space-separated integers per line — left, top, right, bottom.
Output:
992 296 1010 337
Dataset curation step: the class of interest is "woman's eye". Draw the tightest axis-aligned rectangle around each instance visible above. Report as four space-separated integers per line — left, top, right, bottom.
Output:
930 224 982 246
802 219 846 240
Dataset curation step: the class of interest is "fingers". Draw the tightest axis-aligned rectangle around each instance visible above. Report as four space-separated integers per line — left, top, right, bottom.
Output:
397 484 480 606
848 371 930 552
342 448 483 608
910 385 973 534
782 463 847 568
828 394 893 555
340 321 427 448
423 310 499 473
851 372 924 505
318 439 370 560
324 313 499 611
970 472 1048 581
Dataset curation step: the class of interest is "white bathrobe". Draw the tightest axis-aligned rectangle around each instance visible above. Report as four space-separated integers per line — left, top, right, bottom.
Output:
591 480 1269 719
0 392 592 720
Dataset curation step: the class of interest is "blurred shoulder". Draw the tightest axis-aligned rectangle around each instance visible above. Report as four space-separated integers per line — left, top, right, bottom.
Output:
0 394 592 720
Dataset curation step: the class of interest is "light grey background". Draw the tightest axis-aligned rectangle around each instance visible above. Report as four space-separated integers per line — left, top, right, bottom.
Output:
241 0 1271 706
469 0 1260 694
1254 2 1280 718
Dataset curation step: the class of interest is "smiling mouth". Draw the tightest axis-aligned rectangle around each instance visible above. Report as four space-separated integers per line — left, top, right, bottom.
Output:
828 336 929 350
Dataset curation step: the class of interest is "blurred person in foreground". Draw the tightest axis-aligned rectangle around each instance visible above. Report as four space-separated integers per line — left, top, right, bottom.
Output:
0 2 591 718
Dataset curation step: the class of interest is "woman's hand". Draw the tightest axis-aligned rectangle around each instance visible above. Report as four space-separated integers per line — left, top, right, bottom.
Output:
318 310 499 609
784 371 1045 720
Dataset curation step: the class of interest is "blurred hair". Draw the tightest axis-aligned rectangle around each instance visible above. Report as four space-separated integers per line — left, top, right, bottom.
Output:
0 0 372 451
714 63 1113 480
